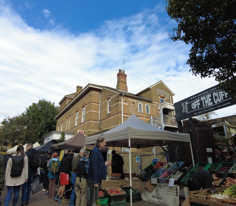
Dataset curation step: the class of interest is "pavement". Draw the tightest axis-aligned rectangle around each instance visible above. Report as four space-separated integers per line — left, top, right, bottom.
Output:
0 186 160 206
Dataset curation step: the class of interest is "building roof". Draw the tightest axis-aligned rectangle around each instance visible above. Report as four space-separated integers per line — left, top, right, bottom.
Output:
58 92 76 104
136 80 175 96
55 83 153 119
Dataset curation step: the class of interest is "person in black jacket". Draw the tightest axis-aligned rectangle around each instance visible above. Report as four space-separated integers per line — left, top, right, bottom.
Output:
40 152 50 192
111 150 124 178
187 169 220 191
54 148 73 203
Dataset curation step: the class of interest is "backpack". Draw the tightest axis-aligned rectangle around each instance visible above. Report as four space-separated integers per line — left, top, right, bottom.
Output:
29 152 41 170
10 156 24 177
50 161 60 175
76 160 87 178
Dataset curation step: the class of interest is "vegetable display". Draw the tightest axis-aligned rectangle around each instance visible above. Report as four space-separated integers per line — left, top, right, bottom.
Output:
219 166 231 173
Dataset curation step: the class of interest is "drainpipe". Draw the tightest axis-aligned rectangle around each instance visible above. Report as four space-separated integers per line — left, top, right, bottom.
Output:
98 89 103 131
121 94 124 123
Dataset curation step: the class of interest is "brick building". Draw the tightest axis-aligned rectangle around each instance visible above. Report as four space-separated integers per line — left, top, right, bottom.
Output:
55 70 177 137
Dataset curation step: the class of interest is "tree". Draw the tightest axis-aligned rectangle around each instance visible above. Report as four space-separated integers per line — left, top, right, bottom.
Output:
23 99 59 144
166 0 236 96
196 111 217 121
0 116 27 147
57 132 65 143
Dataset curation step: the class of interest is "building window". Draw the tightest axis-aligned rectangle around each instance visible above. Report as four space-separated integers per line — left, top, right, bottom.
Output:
160 98 165 103
66 119 68 130
146 104 150 114
75 112 78 126
69 116 71 129
138 103 143 113
107 98 111 113
61 122 63 132
82 107 85 123
57 126 59 131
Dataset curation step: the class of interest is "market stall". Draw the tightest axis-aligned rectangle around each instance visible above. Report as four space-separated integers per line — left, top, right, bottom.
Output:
85 114 193 205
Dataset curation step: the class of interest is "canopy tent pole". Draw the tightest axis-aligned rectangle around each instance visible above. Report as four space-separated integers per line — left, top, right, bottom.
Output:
189 141 195 166
128 137 133 205
138 148 140 174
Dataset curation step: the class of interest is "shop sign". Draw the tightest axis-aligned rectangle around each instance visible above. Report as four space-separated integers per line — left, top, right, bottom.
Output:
174 84 236 121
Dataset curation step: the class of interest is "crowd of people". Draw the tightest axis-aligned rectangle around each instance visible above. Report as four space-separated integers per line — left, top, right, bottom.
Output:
0 137 125 206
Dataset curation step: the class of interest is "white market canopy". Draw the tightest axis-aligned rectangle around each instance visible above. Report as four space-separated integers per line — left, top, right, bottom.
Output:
85 114 191 148
33 142 40 148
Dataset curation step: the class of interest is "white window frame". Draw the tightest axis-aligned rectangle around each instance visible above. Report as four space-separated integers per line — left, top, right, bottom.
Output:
82 107 85 123
75 111 78 126
57 126 59 131
68 116 71 129
138 103 143 113
145 104 150 114
107 98 111 113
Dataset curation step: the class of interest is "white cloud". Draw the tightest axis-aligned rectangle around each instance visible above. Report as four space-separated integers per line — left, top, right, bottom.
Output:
49 19 54 26
0 2 235 122
42 9 51 18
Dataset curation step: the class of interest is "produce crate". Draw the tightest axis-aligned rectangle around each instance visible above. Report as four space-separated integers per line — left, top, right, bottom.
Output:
190 162 208 172
219 173 236 187
216 162 234 173
153 162 167 170
159 169 176 183
122 187 139 196
213 173 227 187
180 171 194 185
203 163 220 171
109 200 126 206
97 198 109 205
105 187 126 203
228 163 236 173
172 162 192 185
126 193 142 202
99 189 108 199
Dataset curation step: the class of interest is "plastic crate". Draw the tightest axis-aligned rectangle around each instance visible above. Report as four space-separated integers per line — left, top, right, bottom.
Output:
159 169 176 183
126 193 142 202
180 171 194 185
97 198 109 205
109 200 126 206
105 187 126 203
203 163 220 171
190 162 208 172
219 173 236 187
228 163 236 173
173 162 192 185
122 187 139 196
99 190 108 199
153 162 167 170
216 162 234 173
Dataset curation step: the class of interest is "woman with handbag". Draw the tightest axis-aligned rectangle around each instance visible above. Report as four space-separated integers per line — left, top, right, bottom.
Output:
4 146 28 206
47 152 60 198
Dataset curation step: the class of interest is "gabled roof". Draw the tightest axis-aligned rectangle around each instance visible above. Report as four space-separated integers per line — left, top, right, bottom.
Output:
58 92 76 104
55 83 153 119
136 80 175 96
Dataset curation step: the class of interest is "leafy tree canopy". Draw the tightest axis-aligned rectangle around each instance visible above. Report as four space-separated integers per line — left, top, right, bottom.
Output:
166 0 236 96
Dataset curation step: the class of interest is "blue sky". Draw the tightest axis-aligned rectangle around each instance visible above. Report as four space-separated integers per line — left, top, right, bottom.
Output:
0 0 235 121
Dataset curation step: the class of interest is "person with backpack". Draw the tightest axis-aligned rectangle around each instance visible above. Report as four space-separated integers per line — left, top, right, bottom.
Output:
21 143 41 206
4 145 28 206
40 152 50 193
54 148 73 203
69 148 84 206
75 150 90 206
47 152 60 198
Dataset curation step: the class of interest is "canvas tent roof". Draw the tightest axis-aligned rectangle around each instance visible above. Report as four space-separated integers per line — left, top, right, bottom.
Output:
85 114 190 148
50 132 85 151
6 145 18 154
33 142 40 148
35 141 55 153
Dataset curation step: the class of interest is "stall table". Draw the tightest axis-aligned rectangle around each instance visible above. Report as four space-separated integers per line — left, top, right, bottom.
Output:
101 179 143 192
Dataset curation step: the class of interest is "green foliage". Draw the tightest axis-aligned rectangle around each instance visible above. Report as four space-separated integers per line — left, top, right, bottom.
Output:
166 0 236 96
57 132 65 143
0 99 59 145
196 111 217 121
0 116 27 147
213 133 229 146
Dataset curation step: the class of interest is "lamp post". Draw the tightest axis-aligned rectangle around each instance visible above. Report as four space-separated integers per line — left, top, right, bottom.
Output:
38 101 49 144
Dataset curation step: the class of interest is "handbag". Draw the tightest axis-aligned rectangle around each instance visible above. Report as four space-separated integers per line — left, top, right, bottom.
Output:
31 176 42 195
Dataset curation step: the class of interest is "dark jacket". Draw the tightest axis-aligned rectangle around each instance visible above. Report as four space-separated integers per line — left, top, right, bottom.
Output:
60 153 73 174
26 148 37 174
112 154 124 173
0 153 5 191
188 170 213 189
41 156 50 171
87 147 106 184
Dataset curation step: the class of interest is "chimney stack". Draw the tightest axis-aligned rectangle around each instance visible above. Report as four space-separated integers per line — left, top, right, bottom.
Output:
76 86 83 95
116 69 128 92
